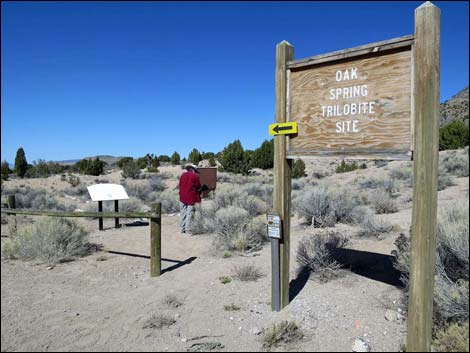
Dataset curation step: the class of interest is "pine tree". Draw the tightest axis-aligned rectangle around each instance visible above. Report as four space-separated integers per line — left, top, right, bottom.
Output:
171 152 181 165
220 140 248 174
188 148 202 165
250 139 274 169
292 159 306 179
14 147 28 178
1 160 11 180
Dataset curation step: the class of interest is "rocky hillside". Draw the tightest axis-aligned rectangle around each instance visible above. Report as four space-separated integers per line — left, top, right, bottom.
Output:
440 86 469 126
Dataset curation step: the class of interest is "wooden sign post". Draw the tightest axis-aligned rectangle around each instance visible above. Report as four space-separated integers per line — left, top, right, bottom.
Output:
272 2 440 351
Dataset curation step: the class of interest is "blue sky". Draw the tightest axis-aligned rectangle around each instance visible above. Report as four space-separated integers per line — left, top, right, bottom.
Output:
1 1 468 163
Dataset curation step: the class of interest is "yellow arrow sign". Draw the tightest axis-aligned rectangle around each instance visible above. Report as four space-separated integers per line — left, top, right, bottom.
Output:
269 122 298 136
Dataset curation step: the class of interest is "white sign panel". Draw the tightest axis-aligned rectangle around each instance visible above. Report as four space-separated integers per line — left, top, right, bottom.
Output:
267 214 281 239
87 184 129 202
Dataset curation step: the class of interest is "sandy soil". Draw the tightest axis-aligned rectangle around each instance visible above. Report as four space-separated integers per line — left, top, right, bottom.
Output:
1 156 468 352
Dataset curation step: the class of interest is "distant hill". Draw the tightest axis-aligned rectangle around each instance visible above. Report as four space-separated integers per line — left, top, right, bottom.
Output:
440 86 469 126
56 155 125 166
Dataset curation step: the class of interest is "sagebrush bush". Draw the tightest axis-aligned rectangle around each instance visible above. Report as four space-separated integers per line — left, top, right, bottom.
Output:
369 189 398 214
142 314 176 329
296 232 349 282
357 207 394 237
2 218 92 265
439 150 469 177
392 199 469 325
359 176 399 194
389 164 412 180
15 187 71 211
121 160 141 179
438 173 457 191
432 322 469 352
148 189 179 214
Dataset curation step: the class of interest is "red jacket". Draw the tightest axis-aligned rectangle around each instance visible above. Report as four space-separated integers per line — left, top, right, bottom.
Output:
179 171 201 205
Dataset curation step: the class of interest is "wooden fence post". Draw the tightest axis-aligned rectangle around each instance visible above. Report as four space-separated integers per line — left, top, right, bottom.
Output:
150 203 162 277
114 200 120 228
407 2 440 352
274 40 294 310
98 201 103 231
7 195 17 236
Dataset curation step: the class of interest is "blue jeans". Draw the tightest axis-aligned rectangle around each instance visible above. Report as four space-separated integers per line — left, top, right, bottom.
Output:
179 202 195 233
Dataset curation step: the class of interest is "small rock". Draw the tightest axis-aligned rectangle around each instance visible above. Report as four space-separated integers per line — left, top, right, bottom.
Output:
46 266 54 270
352 338 371 352
250 327 262 335
76 313 80 316
181 338 187 343
385 309 397 321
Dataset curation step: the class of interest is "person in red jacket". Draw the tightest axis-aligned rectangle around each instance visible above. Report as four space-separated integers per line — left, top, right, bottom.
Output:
179 164 202 235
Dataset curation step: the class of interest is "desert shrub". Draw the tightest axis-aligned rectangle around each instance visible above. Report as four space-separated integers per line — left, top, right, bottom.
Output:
219 276 232 284
117 157 134 169
162 294 184 308
359 176 399 194
170 152 180 165
214 185 268 216
263 321 304 351
65 185 88 198
74 158 105 176
296 232 349 282
392 199 469 325
67 174 81 187
389 165 412 180
15 187 70 211
190 201 218 235
149 190 179 214
294 187 335 227
335 160 360 173
236 195 268 217
188 148 202 166
440 150 469 177
122 180 152 202
148 175 166 192
142 314 176 329
330 191 362 224
292 159 306 178
2 218 92 265
217 172 233 183
369 189 398 214
291 179 306 190
438 174 457 191
146 166 159 173
121 160 141 179
432 322 469 352
357 207 394 237
439 121 469 150
119 197 148 213
232 264 264 281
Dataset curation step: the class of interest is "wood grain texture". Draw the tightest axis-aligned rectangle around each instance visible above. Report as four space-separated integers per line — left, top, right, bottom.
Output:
150 203 162 277
287 48 412 158
0 208 159 219
407 2 440 352
273 41 293 310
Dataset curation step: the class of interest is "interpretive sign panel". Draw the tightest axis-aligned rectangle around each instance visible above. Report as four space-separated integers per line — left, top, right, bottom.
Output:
267 214 281 239
286 36 413 160
87 184 129 202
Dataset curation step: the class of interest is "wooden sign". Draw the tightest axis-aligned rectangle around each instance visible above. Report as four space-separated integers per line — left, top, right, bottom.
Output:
286 35 413 160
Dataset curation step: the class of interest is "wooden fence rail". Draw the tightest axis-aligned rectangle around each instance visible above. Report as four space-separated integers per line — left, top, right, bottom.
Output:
1 196 162 277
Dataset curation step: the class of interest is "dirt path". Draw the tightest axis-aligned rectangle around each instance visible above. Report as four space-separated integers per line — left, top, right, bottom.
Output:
1 212 408 352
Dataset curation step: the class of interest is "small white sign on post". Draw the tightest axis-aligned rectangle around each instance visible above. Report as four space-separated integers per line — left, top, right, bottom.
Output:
87 184 129 202
267 214 281 239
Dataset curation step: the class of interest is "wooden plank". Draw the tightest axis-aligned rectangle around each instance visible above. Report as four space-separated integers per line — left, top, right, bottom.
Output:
150 203 162 277
407 2 440 352
287 34 413 69
114 200 120 228
274 40 294 310
7 195 17 236
98 201 103 231
287 48 412 158
0 208 159 219
286 152 411 161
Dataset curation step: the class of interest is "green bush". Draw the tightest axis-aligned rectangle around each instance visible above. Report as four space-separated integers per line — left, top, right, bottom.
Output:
336 160 359 173
1 160 11 181
74 158 106 176
188 148 202 166
250 139 273 170
439 121 469 150
219 140 249 174
2 218 92 265
432 322 469 352
263 321 304 350
170 152 180 165
121 160 141 179
117 157 134 169
14 147 28 178
292 159 306 178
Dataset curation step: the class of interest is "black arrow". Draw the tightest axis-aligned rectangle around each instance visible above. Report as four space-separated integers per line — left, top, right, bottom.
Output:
273 125 293 133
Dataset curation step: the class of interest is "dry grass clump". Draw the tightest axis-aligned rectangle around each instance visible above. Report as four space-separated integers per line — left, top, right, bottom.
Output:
162 294 184 308
219 276 232 284
296 232 349 283
262 321 304 351
232 264 264 282
439 149 469 177
2 218 92 265
223 303 241 311
142 314 176 329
